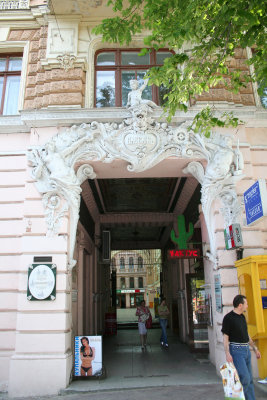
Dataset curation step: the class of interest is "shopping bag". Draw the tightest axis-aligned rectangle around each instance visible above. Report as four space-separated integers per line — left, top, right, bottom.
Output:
145 314 152 329
220 362 245 399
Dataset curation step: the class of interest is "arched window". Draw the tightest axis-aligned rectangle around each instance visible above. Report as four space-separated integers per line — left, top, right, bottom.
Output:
120 257 125 269
129 256 134 269
138 277 143 288
95 49 172 107
138 256 143 269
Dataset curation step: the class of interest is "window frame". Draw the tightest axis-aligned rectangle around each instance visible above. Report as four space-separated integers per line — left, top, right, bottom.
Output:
94 48 173 107
0 53 23 115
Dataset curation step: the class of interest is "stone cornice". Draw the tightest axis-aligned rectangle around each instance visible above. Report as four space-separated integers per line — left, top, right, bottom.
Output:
1 106 266 134
21 106 267 127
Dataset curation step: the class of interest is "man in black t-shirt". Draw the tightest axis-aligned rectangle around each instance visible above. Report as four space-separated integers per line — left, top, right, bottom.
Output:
222 294 261 400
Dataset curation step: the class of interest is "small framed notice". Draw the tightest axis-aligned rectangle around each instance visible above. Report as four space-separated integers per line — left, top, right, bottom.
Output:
27 263 56 301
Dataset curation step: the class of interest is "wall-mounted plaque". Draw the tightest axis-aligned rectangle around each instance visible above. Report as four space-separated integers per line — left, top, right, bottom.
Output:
27 264 56 301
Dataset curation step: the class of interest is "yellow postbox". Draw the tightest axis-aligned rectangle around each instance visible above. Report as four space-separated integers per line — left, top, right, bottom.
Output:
235 255 267 378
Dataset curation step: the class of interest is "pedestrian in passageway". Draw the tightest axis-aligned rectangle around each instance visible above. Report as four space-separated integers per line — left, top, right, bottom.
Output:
136 300 151 350
222 294 261 400
158 297 170 348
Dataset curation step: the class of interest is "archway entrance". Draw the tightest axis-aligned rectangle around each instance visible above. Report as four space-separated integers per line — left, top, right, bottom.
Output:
27 100 243 390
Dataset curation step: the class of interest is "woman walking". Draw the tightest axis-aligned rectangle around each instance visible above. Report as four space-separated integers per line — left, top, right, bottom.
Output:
136 300 151 350
158 297 170 348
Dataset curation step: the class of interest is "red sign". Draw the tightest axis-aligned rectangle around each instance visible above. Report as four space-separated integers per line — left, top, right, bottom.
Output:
169 249 200 259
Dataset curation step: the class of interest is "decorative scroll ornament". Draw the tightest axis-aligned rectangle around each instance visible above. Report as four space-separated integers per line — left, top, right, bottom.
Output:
57 54 77 71
28 87 244 269
183 134 244 267
0 0 29 9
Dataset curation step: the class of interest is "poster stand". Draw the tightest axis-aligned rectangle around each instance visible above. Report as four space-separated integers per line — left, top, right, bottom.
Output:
73 335 106 379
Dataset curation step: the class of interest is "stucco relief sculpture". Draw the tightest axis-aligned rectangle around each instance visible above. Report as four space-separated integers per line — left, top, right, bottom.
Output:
57 54 77 71
183 134 244 267
28 83 244 270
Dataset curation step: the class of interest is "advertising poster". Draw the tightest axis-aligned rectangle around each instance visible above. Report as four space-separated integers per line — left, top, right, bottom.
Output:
74 336 102 377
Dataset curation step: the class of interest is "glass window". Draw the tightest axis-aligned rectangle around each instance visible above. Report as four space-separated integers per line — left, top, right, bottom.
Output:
121 52 149 66
0 54 22 115
120 257 125 269
129 257 134 269
138 256 143 269
95 49 173 107
96 52 115 66
138 277 143 288
96 71 115 107
156 52 172 65
129 277 134 288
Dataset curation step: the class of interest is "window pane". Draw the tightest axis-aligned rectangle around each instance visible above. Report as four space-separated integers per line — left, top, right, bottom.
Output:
121 52 149 65
96 71 115 107
96 52 115 66
156 52 172 65
0 58 6 71
8 57 22 71
121 70 136 106
3 76 20 115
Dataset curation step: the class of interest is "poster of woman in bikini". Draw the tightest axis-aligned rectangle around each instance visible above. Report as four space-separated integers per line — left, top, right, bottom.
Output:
74 336 102 377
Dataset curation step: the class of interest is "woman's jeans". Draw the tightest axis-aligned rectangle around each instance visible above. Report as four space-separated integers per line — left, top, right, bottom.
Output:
159 318 168 345
229 343 255 400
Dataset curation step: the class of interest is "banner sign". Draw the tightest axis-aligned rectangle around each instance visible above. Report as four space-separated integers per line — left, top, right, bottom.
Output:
116 289 145 293
244 179 267 225
74 336 102 377
168 249 200 259
224 224 243 250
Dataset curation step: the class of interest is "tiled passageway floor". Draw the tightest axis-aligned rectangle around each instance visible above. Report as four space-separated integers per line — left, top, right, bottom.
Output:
65 328 221 392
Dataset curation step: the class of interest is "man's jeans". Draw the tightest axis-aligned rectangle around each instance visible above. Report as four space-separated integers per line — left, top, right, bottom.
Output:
159 318 168 345
229 343 255 400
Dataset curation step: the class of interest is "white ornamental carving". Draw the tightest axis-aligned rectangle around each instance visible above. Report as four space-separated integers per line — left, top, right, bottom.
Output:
183 135 244 267
57 54 76 71
28 93 244 269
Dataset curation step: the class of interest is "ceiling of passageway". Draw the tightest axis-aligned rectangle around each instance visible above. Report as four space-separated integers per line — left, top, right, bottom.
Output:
81 177 201 250
97 178 178 213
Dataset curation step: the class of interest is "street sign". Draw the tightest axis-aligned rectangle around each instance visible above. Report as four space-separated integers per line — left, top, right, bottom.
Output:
168 249 200 259
244 179 267 226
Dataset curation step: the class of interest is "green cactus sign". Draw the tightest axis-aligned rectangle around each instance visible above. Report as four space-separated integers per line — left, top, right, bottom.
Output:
170 215 194 250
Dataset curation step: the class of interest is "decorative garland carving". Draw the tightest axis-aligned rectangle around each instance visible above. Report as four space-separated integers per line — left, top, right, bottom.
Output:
28 102 244 269
183 135 244 267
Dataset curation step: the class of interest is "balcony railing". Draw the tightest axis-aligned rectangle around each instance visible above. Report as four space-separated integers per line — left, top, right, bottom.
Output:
0 0 29 9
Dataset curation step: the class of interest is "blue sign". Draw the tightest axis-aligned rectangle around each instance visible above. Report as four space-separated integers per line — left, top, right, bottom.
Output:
244 180 267 226
262 297 267 309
